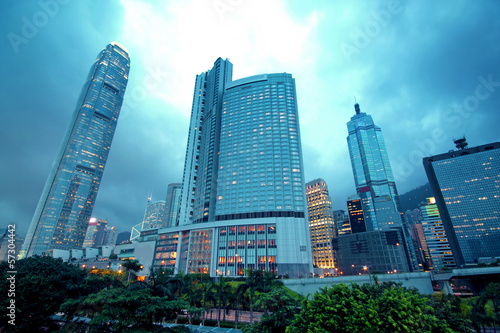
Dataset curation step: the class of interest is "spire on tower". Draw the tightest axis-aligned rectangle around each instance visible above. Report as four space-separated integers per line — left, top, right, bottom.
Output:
354 97 360 115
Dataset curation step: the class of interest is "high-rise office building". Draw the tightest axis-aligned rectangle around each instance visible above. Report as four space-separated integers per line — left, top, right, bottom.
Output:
178 58 233 226
165 183 182 227
21 42 130 258
306 179 336 270
423 140 500 267
333 228 410 275
333 209 351 236
419 197 456 270
103 225 117 246
142 199 166 229
346 102 418 271
347 102 402 228
411 222 433 271
153 59 312 278
347 194 376 233
83 218 107 248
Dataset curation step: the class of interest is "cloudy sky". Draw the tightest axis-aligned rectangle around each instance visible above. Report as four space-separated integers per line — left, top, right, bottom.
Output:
1 0 499 237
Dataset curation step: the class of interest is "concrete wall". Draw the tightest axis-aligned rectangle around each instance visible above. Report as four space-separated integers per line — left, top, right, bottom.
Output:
283 272 434 295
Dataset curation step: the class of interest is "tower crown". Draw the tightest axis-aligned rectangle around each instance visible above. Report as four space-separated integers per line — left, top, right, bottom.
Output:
354 103 360 114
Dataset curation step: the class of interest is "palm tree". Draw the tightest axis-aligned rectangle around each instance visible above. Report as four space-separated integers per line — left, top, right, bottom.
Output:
263 270 283 293
241 269 264 324
213 277 232 327
199 280 215 324
228 283 248 329
479 283 500 332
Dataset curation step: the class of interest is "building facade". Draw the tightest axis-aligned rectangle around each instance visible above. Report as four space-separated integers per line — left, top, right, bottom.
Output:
347 102 401 223
333 209 351 236
83 218 107 248
423 140 500 267
306 179 337 270
333 228 410 275
21 42 130 258
143 200 166 229
178 58 233 226
346 102 418 271
419 197 456 270
165 183 182 228
159 60 312 278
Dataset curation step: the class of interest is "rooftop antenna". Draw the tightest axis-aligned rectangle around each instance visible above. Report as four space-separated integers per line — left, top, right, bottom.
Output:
454 136 468 150
354 96 360 114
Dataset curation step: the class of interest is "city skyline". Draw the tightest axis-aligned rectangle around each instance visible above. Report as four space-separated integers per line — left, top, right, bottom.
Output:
1 1 500 237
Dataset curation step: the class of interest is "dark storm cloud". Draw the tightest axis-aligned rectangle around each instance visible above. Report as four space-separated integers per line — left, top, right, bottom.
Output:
1 0 499 237
298 1 500 208
0 0 144 236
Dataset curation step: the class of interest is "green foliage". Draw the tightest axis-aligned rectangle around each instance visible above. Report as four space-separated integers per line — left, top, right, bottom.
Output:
244 287 300 333
0 255 87 332
60 287 189 332
286 283 456 333
428 293 471 332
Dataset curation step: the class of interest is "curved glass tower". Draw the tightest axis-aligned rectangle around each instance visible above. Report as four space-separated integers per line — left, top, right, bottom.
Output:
21 42 130 258
173 60 312 277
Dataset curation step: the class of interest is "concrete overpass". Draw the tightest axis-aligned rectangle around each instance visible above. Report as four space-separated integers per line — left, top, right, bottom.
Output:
283 266 500 296
283 272 434 295
431 266 500 294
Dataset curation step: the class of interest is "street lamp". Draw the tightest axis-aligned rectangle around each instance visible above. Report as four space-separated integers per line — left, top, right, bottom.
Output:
363 266 372 284
394 269 400 283
235 253 239 276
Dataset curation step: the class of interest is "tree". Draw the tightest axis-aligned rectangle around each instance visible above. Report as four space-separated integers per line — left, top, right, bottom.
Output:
243 287 300 333
60 287 189 332
286 283 456 333
0 256 87 332
213 277 232 326
428 292 470 332
228 282 248 329
477 283 500 332
240 269 264 324
263 270 283 293
121 259 142 284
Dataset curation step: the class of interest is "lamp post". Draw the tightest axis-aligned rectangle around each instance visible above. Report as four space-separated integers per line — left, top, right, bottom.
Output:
363 266 371 284
235 253 239 277
394 269 400 283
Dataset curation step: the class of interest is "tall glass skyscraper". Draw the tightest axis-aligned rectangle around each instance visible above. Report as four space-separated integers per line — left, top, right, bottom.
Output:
20 42 130 258
423 141 500 267
347 102 401 228
161 60 312 277
346 102 418 271
178 58 233 226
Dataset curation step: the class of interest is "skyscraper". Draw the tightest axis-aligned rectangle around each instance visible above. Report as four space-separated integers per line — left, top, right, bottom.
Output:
306 179 336 271
165 183 182 227
83 217 107 248
20 42 130 258
178 58 233 226
423 140 500 267
153 59 312 278
347 102 401 228
419 197 456 270
142 199 166 229
346 102 418 271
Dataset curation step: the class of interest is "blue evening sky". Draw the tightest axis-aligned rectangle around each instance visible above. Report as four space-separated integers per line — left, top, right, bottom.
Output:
1 0 499 236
